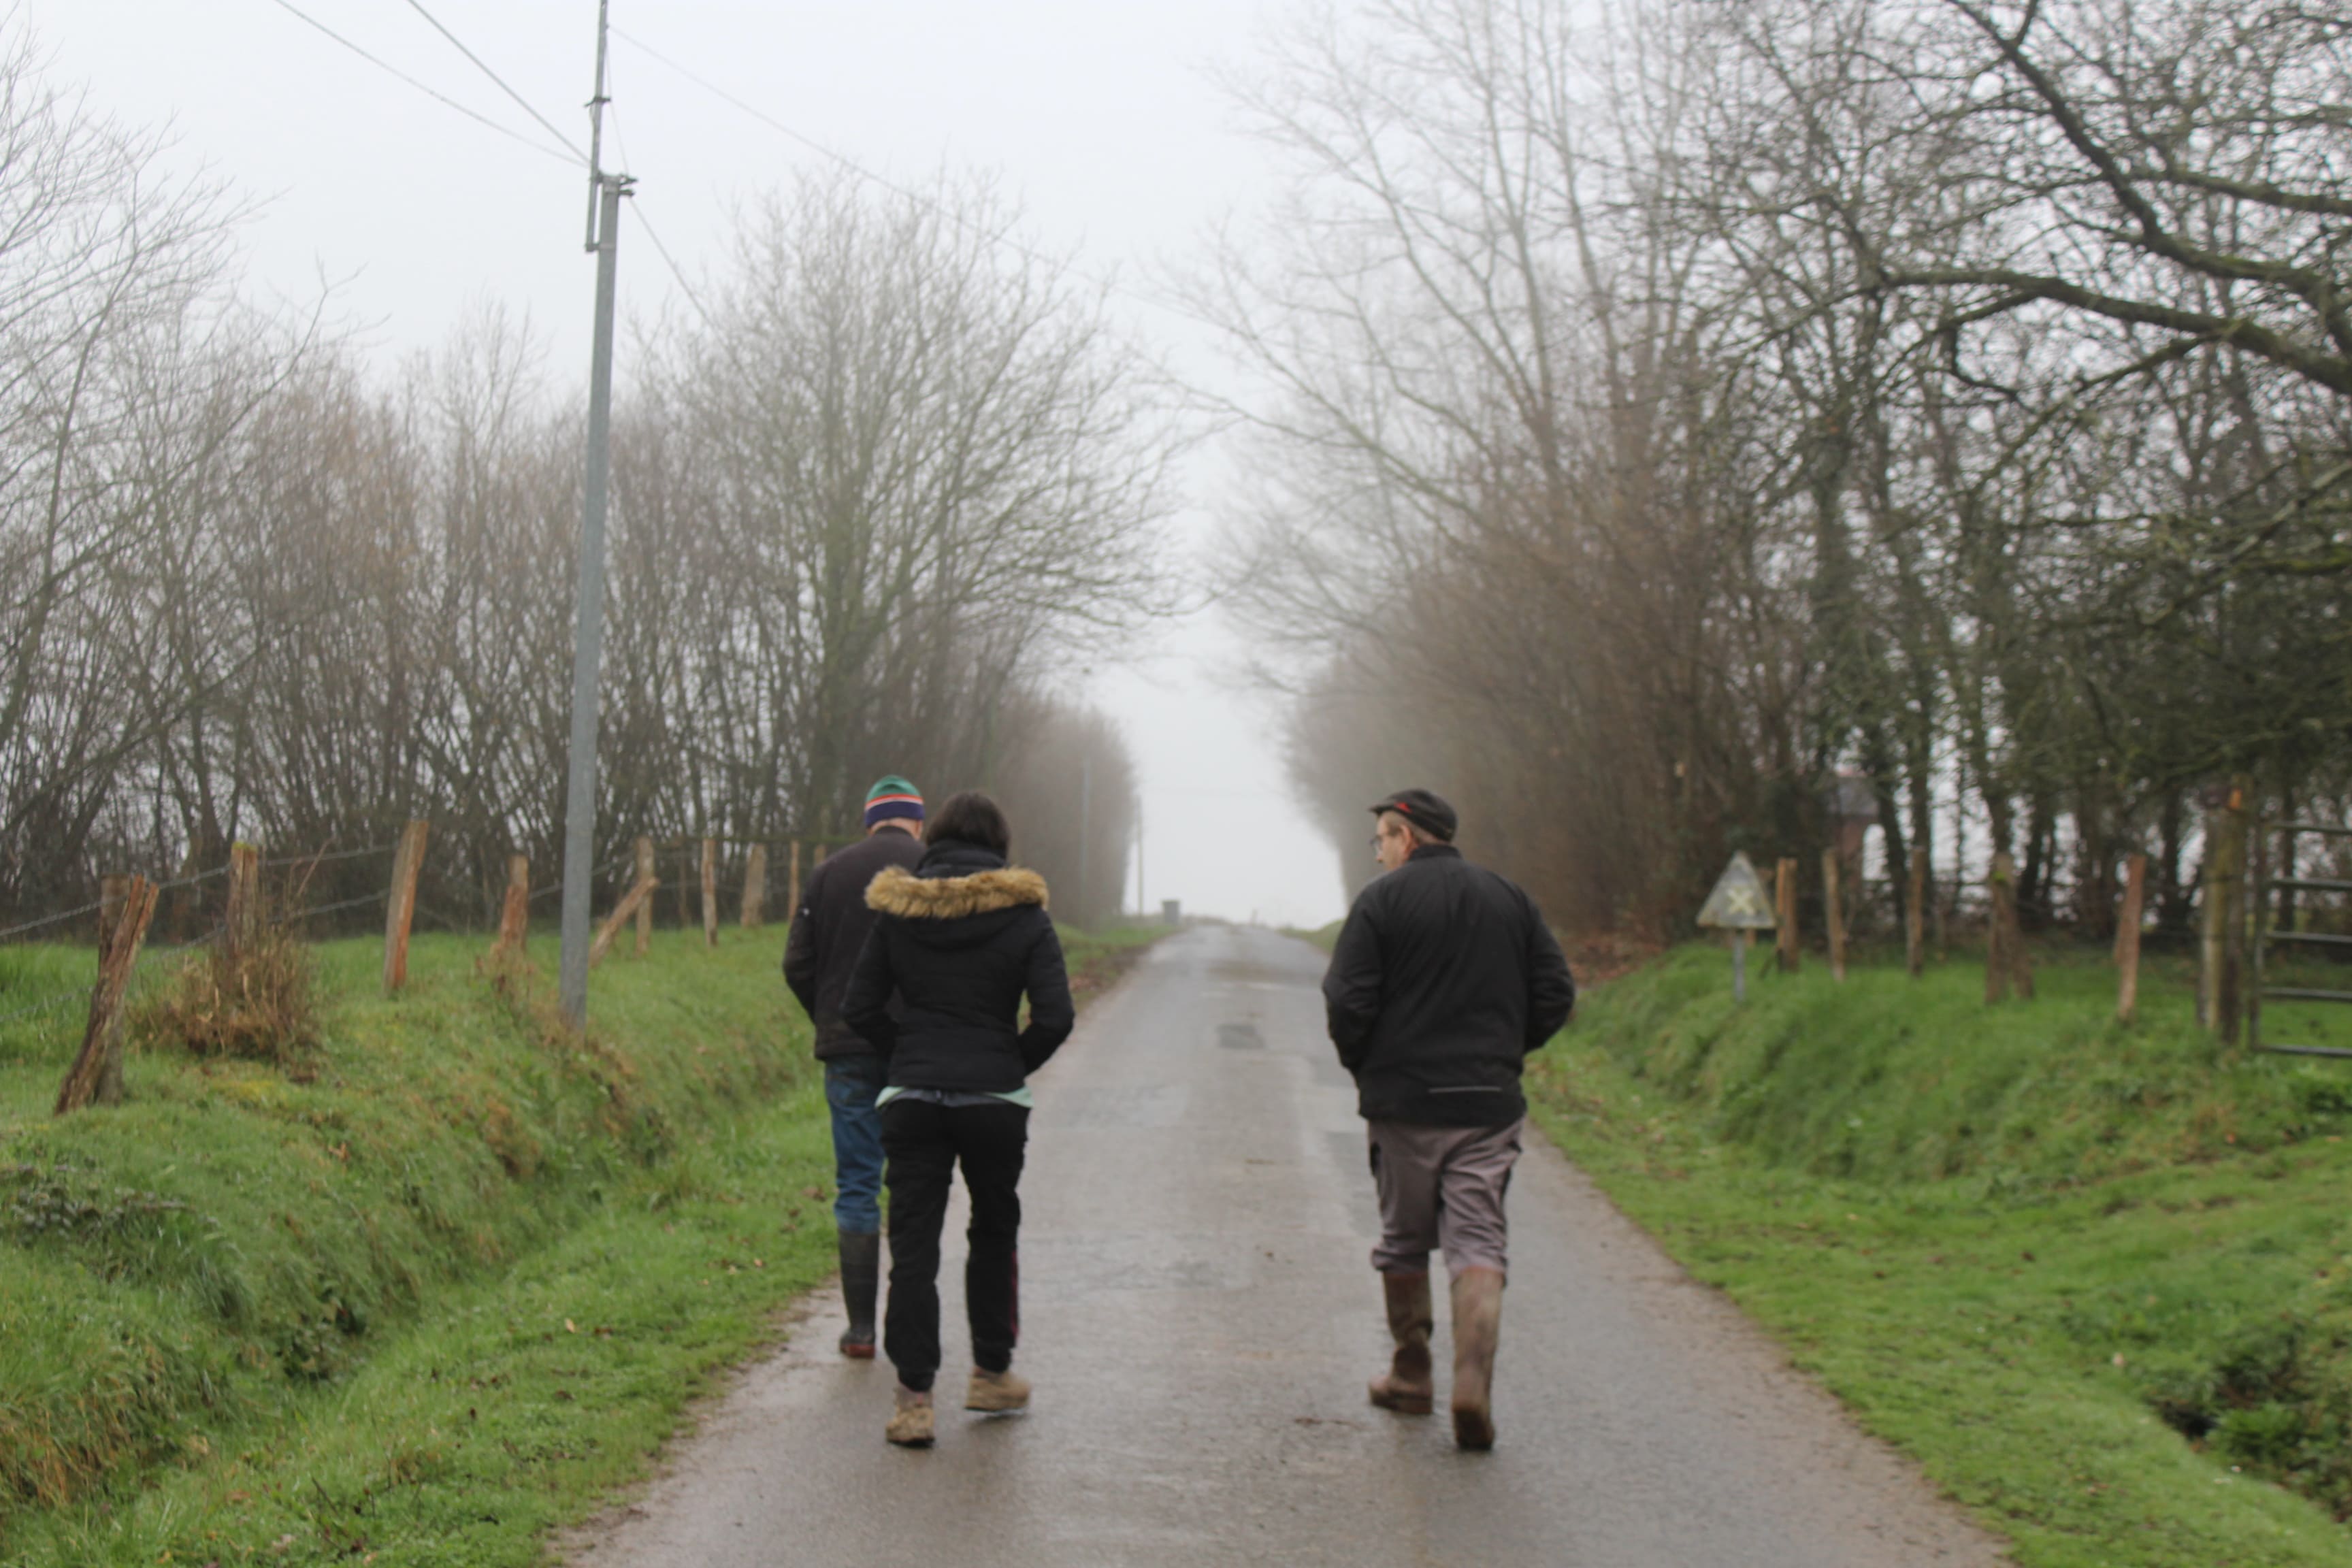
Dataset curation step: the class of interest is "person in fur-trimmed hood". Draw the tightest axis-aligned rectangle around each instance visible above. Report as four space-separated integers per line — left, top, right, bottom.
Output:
843 789 1073 1448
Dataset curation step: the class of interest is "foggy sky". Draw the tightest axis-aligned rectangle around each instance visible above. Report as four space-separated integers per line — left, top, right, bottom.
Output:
39 0 1349 928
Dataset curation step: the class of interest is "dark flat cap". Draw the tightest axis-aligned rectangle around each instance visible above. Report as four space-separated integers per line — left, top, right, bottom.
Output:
1367 788 1457 842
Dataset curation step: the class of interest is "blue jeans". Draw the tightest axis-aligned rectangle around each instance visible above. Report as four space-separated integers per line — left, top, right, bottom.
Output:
824 1056 886 1235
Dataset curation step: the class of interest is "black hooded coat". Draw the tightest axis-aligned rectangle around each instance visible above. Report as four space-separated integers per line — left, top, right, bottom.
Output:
842 839 1075 1093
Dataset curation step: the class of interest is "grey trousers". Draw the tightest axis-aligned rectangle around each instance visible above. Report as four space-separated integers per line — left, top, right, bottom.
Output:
1366 1116 1524 1278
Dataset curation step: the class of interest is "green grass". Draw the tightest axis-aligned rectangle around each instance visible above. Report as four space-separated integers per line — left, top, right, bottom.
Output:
1529 939 2352 1567
0 919 1162 1565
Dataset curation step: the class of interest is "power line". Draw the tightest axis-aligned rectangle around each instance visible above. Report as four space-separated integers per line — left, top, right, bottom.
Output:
610 27 1123 294
399 0 591 164
630 195 723 336
600 93 700 318
610 28 921 197
261 0 581 167
610 26 1226 335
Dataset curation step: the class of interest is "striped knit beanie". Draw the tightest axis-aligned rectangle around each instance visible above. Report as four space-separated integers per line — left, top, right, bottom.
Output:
864 775 925 829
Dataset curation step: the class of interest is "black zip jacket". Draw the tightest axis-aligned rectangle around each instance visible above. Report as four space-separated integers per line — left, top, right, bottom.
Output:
842 840 1075 1092
1322 843 1576 1126
783 827 927 1060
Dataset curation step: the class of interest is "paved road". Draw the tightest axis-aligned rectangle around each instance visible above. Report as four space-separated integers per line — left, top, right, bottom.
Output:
566 924 2006 1567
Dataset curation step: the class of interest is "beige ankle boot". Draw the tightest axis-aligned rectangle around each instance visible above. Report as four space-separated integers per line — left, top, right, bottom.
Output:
1450 1268 1504 1450
1367 1270 1435 1415
885 1383 935 1447
966 1367 1032 1413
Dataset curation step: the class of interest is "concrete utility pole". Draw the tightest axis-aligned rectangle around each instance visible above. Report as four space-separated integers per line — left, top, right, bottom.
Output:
559 0 632 1026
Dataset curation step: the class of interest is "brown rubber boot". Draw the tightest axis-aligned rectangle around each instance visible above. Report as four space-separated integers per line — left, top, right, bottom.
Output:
885 1383 934 1447
965 1367 1032 1413
1450 1268 1504 1450
1367 1269 1435 1415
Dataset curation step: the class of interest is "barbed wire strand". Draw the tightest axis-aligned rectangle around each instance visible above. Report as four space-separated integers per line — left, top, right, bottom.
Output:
295 890 394 923
261 841 400 870
0 898 111 944
0 987 87 1028
155 866 233 894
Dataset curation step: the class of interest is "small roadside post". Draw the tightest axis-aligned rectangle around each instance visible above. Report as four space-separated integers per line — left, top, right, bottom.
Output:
1698 851 1778 1002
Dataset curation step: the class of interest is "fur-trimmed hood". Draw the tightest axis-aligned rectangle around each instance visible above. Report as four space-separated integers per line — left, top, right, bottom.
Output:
866 864 1050 920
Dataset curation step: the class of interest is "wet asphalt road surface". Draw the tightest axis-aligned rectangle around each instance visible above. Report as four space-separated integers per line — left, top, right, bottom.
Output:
565 924 2006 1567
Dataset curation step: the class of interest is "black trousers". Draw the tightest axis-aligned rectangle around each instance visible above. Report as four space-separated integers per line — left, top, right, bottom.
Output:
880 1097 1028 1394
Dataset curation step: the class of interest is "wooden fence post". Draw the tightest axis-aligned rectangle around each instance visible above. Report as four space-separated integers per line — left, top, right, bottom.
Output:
2115 851 2147 1024
1987 851 2014 1003
495 854 530 956
634 836 655 957
1776 857 1800 973
787 839 803 921
676 842 693 928
1905 846 1927 979
1821 849 1847 982
224 842 261 966
590 875 659 969
55 875 159 1115
741 844 767 928
382 819 429 995
701 837 719 948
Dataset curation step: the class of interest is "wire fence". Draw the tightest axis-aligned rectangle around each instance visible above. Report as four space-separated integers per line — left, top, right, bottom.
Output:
0 837 732 952
0 828 797 1098
0 825 835 1071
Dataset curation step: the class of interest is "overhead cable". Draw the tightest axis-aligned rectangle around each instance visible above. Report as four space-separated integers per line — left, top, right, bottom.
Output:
610 27 1079 282
630 196 725 336
261 0 581 167
610 25 1219 332
399 0 592 163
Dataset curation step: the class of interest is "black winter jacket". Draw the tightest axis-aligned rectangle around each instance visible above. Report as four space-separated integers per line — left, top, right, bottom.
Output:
843 840 1075 1092
1323 843 1576 1126
783 827 926 1059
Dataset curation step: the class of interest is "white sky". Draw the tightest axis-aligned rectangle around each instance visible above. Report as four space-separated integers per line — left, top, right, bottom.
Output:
37 0 1350 928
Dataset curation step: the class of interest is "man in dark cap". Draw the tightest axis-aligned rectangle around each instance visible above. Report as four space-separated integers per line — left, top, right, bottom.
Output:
1322 787 1575 1450
785 774 928 1358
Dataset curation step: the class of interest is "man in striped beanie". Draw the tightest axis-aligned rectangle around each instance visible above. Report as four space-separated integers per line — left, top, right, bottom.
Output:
785 775 928 1356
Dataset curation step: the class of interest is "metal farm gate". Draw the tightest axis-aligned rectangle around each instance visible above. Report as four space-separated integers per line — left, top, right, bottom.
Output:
2252 818 2352 1059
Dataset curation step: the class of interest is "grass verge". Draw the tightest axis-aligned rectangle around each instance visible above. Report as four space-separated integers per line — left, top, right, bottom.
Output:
0 919 1161 1566
1528 940 2352 1567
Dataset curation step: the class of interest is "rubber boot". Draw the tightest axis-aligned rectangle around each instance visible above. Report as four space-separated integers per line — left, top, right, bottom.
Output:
966 1366 1032 1414
837 1231 881 1359
1367 1270 1435 1415
885 1383 934 1447
1450 1268 1504 1450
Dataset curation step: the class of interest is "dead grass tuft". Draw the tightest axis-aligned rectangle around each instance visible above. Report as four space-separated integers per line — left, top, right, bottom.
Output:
134 917 320 1069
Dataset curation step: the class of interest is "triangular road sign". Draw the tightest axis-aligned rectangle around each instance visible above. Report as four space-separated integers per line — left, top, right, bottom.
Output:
1697 851 1776 929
